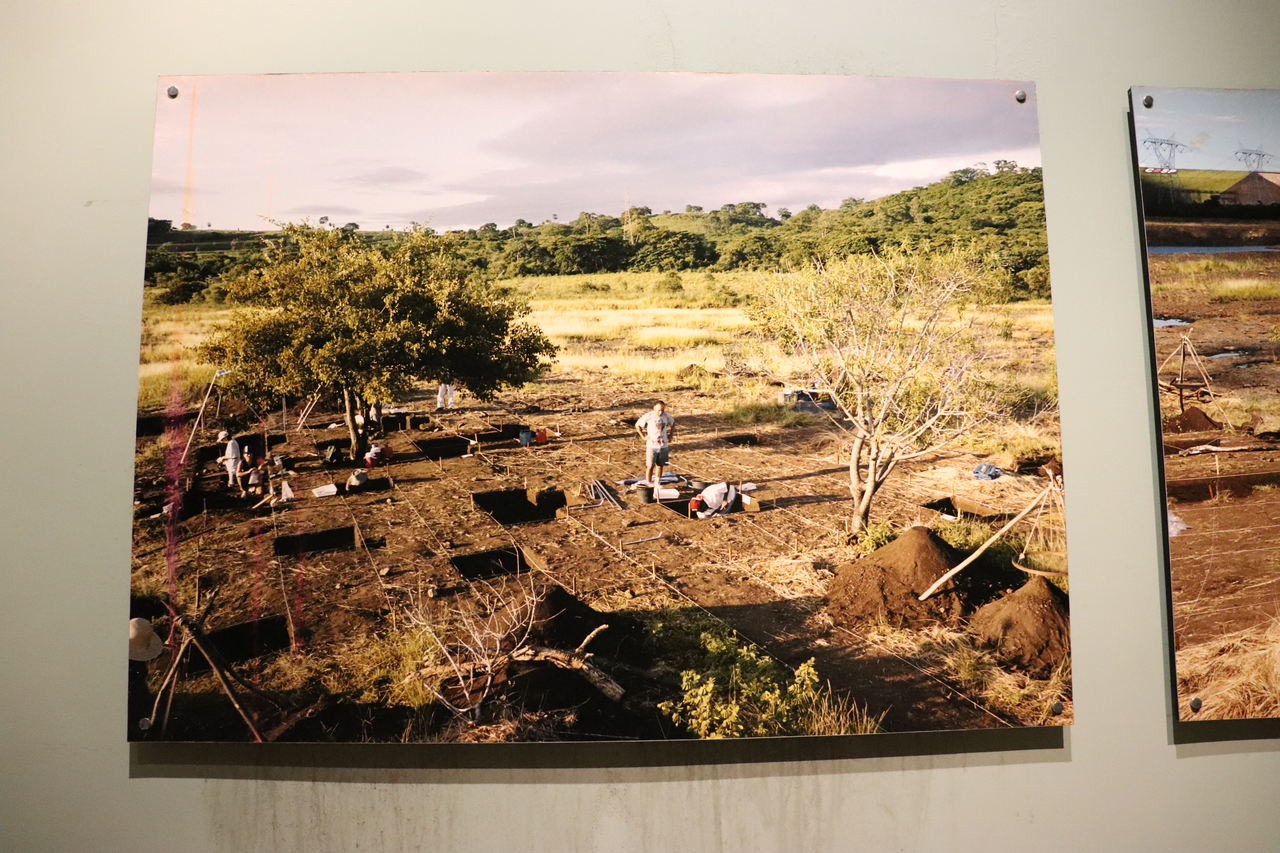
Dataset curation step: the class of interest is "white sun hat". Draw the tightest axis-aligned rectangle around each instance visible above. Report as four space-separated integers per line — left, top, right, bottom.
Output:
217 430 230 441
128 618 165 662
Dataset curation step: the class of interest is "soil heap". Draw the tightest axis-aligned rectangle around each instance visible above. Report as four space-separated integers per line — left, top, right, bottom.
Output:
827 526 967 628
1163 405 1220 434
968 576 1070 677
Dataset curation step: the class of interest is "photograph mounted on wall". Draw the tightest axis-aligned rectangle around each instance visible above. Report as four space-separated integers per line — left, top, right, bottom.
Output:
130 71 1070 743
1132 86 1280 723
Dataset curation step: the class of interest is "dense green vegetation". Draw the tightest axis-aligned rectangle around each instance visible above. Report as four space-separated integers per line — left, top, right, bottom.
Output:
146 161 1050 303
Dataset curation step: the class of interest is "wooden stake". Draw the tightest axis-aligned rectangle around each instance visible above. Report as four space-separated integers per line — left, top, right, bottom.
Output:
918 484 1053 601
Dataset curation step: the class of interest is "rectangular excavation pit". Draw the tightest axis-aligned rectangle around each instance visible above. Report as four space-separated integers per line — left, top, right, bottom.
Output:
273 525 356 556
340 476 393 495
449 545 537 581
1166 470 1280 503
197 432 287 466
408 414 433 430
720 433 760 447
183 615 292 673
472 488 566 525
656 494 772 517
413 435 471 460
376 413 407 432
472 423 527 444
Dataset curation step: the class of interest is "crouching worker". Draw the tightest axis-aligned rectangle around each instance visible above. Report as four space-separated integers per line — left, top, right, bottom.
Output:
689 481 738 519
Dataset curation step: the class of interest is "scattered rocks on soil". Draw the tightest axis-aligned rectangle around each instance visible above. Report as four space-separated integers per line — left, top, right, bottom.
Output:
1163 405 1220 434
968 576 1070 677
826 526 967 628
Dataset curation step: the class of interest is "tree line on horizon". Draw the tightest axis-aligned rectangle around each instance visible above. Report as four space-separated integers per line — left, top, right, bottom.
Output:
145 161 1049 303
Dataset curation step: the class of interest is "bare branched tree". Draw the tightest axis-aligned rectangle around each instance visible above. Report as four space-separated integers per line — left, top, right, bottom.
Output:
404 577 543 718
403 579 624 720
752 248 1005 533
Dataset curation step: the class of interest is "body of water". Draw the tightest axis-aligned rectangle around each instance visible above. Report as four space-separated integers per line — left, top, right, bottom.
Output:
1148 245 1279 255
1153 316 1191 327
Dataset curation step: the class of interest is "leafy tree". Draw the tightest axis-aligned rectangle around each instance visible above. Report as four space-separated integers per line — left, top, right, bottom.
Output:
630 230 718 271
202 224 555 458
752 247 1003 532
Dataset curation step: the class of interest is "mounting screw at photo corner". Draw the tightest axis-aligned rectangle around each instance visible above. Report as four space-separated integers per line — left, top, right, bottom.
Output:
1050 701 1064 716
138 716 152 731
1143 94 1154 109
1189 697 1203 712
166 86 179 99
1014 89 1027 104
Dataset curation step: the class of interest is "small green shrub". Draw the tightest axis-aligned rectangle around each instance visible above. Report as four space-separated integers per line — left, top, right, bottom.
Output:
659 630 880 738
656 271 684 293
850 519 896 553
660 631 823 738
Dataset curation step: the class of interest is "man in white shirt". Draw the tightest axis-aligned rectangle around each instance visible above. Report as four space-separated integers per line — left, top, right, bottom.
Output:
689 481 737 519
216 430 244 494
634 401 676 487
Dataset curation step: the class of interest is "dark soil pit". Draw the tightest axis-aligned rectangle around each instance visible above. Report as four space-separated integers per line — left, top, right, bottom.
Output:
656 495 768 517
376 413 407 432
339 476 393 495
720 433 760 446
921 495 1010 521
136 411 193 437
473 423 526 443
1166 470 1280 502
413 435 471 460
408 414 433 430
473 488 566 525
273 525 357 556
195 433 287 467
183 614 292 674
450 545 538 581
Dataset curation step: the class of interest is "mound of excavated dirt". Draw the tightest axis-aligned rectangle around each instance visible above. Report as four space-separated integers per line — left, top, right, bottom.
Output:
969 576 1070 677
1164 406 1220 434
826 526 967 628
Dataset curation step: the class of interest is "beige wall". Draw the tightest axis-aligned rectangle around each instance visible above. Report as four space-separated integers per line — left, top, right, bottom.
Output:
4 1 1280 850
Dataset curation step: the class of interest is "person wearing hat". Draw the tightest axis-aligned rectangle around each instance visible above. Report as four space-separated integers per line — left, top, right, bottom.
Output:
128 618 166 738
216 430 244 494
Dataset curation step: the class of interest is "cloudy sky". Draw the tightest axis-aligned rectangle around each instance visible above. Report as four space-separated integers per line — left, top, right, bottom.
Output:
1133 87 1280 171
150 72 1040 232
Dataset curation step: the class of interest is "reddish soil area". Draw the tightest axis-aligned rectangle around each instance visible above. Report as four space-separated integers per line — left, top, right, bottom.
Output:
132 373 1066 739
1149 252 1280 659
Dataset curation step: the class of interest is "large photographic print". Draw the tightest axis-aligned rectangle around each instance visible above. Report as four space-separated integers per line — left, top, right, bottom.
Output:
1133 87 1280 722
130 72 1070 743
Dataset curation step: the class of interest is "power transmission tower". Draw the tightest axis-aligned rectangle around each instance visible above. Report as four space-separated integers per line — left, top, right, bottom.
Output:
1143 136 1189 170
1235 148 1274 171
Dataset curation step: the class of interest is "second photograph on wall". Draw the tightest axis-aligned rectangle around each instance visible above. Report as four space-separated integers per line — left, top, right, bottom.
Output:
130 71 1070 744
1132 86 1280 723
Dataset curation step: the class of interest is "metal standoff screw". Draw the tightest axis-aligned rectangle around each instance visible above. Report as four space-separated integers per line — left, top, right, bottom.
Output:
166 85 179 99
1014 89 1027 104
1050 701 1064 716
1143 94 1154 109
1189 697 1203 712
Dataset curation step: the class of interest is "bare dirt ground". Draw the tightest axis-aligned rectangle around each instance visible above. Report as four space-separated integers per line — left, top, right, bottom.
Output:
132 371 1067 740
1149 251 1280 716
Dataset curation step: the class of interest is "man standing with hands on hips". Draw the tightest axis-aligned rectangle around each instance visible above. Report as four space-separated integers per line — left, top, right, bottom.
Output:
635 400 676 487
